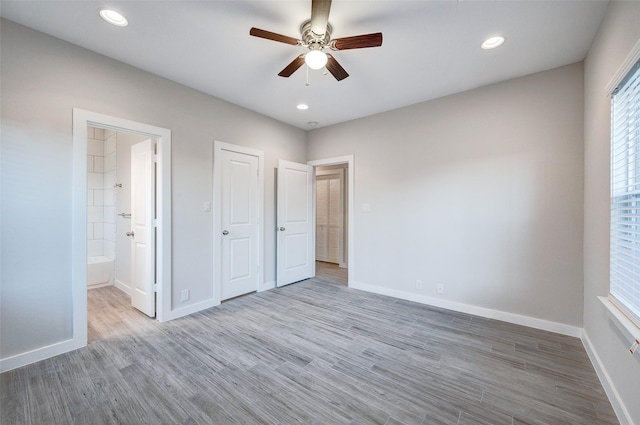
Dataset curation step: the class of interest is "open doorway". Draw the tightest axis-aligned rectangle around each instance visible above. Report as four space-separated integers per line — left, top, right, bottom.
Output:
86 127 154 341
308 155 354 287
315 164 348 285
72 109 172 351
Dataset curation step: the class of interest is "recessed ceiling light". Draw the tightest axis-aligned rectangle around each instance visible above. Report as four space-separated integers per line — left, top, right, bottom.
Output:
308 121 318 126
297 104 309 110
481 36 505 50
100 9 128 27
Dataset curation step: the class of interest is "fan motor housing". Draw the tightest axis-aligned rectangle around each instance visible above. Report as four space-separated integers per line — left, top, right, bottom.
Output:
301 19 331 48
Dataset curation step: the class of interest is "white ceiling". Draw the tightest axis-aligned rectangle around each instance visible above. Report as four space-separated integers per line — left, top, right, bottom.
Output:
0 0 609 130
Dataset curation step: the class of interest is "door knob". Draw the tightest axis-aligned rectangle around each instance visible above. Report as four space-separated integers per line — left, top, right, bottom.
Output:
222 230 229 235
279 227 285 231
126 231 134 237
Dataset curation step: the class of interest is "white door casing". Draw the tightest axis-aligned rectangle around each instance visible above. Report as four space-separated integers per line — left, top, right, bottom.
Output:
277 160 315 287
61 109 171 375
130 139 155 317
308 155 354 285
220 149 260 300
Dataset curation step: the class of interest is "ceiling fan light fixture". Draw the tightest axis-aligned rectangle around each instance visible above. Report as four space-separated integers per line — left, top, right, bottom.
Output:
100 9 128 27
305 49 328 70
481 36 505 50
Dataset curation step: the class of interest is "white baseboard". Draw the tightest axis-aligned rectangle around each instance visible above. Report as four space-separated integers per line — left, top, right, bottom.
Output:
163 298 219 321
582 331 634 425
0 338 83 373
88 282 113 290
349 280 582 338
114 279 132 295
259 280 276 292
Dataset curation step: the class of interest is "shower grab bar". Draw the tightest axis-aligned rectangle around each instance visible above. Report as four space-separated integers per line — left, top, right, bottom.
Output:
118 213 131 218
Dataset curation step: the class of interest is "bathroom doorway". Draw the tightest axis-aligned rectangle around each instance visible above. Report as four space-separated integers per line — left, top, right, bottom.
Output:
72 109 172 350
86 127 156 339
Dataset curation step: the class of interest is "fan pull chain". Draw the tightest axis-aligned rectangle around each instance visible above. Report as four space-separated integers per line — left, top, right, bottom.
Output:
306 64 310 86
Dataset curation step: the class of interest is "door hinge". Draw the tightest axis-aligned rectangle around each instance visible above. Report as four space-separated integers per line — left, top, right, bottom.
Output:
153 283 158 293
154 154 159 163
153 219 158 227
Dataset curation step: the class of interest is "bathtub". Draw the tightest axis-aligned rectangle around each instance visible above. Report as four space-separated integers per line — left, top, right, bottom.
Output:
87 256 114 288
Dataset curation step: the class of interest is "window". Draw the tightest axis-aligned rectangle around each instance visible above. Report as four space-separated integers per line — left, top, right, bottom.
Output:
610 61 640 328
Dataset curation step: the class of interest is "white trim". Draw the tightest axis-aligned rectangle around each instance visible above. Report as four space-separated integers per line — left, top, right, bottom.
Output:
582 330 634 425
606 36 640 96
73 109 172 322
350 280 582 337
163 298 218 321
72 109 172 345
72 117 89 349
87 282 114 290
259 280 276 292
308 155 355 287
598 296 640 347
114 279 132 295
0 339 82 372
213 141 265 304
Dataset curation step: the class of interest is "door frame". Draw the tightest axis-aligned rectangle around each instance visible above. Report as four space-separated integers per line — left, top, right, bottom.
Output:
308 155 354 286
72 108 172 348
212 141 265 304
315 168 344 265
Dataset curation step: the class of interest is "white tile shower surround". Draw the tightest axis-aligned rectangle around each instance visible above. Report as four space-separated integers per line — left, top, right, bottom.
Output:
87 172 103 189
87 127 118 269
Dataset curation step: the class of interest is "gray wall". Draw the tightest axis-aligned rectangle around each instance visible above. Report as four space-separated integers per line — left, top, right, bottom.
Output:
584 2 640 423
0 19 306 358
308 62 585 327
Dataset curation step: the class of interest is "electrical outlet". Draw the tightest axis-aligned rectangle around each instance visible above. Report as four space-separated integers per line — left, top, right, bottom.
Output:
181 289 190 302
415 280 423 290
437 284 444 294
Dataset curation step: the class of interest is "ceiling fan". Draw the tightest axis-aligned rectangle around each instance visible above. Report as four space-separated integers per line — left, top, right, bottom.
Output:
249 0 383 81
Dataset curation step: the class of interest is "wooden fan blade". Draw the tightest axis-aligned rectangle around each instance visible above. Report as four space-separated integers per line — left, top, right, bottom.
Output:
326 54 349 81
250 27 300 46
311 0 332 36
278 55 306 77
331 33 383 50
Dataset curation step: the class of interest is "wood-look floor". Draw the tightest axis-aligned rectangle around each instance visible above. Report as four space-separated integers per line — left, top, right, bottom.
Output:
1 276 618 425
316 261 348 285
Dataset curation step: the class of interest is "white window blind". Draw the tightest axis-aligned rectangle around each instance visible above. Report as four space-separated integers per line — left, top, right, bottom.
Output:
611 61 640 328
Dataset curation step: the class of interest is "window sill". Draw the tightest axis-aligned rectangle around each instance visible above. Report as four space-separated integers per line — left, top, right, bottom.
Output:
598 296 640 348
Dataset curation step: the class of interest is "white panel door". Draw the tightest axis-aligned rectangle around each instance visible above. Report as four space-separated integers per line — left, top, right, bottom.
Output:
130 139 155 317
277 160 314 287
221 149 259 300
